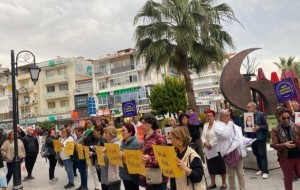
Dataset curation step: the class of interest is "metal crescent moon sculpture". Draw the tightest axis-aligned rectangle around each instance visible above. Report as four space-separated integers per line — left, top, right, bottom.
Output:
220 48 278 115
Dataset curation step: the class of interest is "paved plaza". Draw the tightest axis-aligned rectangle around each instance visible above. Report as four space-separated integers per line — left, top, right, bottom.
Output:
4 155 300 190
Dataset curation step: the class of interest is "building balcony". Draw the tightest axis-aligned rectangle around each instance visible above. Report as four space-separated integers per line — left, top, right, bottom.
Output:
17 73 31 80
42 90 69 100
41 74 69 84
43 106 72 115
0 78 11 87
111 65 134 74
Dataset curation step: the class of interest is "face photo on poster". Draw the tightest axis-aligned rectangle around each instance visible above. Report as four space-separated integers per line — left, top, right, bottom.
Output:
244 112 254 133
295 112 300 124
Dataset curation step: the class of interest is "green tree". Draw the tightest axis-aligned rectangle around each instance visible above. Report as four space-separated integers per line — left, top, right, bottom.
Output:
149 76 188 117
273 56 300 78
134 0 239 112
37 121 56 133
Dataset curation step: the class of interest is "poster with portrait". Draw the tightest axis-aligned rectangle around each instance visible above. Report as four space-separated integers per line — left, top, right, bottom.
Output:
164 127 173 144
295 112 300 124
244 112 254 133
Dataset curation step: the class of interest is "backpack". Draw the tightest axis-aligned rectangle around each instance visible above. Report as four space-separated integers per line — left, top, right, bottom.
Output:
40 143 50 159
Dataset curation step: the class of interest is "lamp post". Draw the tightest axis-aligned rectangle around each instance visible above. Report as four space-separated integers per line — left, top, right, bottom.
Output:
17 87 30 127
11 50 40 190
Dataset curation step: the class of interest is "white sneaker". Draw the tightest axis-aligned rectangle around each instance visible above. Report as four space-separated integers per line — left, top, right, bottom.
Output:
262 173 269 179
256 171 263 175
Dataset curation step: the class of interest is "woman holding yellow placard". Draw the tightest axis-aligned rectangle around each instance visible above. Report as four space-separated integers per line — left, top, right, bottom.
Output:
91 125 105 190
45 128 58 183
119 123 140 190
170 127 206 190
101 127 121 190
74 126 88 190
140 114 168 190
59 128 75 189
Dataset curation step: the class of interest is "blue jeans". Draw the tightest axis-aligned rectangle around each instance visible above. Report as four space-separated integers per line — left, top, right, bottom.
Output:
63 159 74 184
76 159 87 188
6 162 14 184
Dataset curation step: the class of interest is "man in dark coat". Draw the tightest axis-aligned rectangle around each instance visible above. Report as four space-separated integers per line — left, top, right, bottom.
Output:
22 127 39 181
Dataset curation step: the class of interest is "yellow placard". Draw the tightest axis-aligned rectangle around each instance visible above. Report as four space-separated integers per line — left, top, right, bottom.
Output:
124 150 146 176
76 144 85 160
83 146 91 166
65 141 75 156
104 143 123 167
152 145 184 178
95 146 105 166
53 140 62 152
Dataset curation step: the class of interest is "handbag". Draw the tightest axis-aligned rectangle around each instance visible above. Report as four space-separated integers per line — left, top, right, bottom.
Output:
0 168 7 188
223 147 240 168
146 168 162 185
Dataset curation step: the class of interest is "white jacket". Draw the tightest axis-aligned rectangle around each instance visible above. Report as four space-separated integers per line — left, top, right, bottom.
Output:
214 120 245 157
202 121 220 154
59 136 74 160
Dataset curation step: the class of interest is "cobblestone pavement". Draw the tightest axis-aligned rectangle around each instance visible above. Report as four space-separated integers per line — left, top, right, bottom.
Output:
4 155 299 190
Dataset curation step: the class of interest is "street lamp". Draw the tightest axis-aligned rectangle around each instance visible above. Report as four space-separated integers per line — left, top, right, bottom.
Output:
10 50 40 190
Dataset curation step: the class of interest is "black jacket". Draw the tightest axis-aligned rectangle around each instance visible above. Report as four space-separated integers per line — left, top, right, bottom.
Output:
23 135 39 156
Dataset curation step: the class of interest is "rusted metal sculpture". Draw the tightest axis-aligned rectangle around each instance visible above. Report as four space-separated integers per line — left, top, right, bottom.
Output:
220 48 278 115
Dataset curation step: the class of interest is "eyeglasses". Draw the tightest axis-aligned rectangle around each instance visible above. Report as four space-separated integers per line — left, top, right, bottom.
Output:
282 117 290 120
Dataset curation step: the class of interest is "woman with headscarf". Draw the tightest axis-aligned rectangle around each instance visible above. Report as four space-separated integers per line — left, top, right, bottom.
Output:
271 108 300 190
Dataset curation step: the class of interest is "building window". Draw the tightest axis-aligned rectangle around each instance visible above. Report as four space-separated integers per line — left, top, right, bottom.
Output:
47 86 55 93
59 83 68 91
48 102 55 108
98 81 107 90
60 100 69 107
34 107 38 114
58 68 67 75
46 70 55 77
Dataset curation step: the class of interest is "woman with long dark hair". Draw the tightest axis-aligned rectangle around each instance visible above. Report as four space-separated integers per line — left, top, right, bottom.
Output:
45 128 58 182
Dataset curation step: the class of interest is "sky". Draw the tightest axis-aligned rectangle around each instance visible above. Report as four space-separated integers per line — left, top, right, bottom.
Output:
0 0 299 79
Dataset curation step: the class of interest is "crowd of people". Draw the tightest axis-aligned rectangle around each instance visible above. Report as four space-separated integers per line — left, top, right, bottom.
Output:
0 101 299 190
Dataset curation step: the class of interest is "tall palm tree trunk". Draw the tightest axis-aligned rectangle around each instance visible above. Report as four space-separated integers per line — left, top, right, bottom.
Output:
181 59 199 113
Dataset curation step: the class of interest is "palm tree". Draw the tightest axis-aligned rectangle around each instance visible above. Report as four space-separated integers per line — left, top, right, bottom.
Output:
273 56 300 78
133 0 239 112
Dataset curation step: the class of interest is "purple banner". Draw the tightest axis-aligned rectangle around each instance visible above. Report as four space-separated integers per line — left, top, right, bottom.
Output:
273 77 298 102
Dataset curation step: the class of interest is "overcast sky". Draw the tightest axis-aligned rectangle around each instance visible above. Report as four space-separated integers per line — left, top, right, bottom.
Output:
0 0 299 79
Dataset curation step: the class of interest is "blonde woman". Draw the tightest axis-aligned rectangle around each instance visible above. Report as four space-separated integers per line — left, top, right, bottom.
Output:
1 131 26 185
170 127 206 190
101 126 121 190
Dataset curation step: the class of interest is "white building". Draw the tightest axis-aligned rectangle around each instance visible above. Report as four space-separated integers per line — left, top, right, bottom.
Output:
36 57 92 127
93 48 167 116
0 65 13 130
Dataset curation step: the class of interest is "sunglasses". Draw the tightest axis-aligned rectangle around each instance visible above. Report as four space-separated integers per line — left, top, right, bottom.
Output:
282 117 290 120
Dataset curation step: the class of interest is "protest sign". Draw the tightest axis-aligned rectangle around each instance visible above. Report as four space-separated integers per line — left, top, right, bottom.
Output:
83 146 91 166
104 143 123 167
244 112 254 133
152 145 184 178
65 141 75 156
95 146 105 166
53 140 62 152
273 77 298 101
76 144 85 160
124 150 146 176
